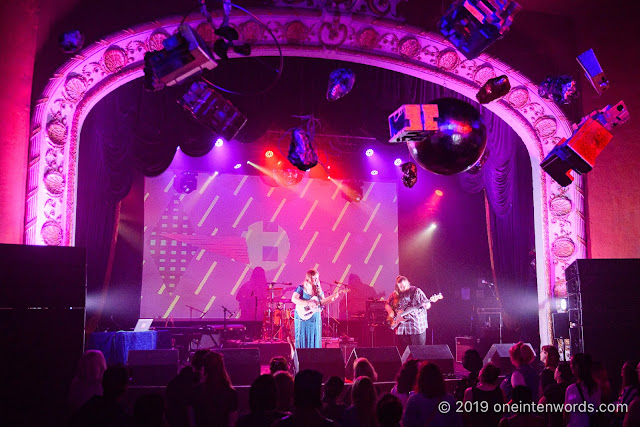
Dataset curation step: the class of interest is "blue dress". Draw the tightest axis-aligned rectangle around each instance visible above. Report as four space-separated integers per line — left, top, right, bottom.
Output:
294 285 322 348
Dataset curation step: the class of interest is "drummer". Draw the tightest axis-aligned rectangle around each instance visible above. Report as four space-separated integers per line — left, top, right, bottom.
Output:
235 267 269 321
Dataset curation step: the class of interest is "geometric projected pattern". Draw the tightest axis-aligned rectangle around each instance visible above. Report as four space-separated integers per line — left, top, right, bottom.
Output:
149 193 197 295
142 169 399 320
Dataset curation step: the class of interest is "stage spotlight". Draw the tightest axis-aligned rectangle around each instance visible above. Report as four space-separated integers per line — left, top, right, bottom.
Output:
234 163 242 169
265 150 274 158
215 138 224 147
394 158 402 166
557 298 568 313
438 0 521 59
365 149 374 157
370 170 379 176
430 222 437 229
435 189 443 197
179 80 247 141
174 171 198 194
143 24 216 89
341 181 364 203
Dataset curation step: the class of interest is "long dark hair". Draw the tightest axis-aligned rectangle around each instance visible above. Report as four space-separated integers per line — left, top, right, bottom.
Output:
396 359 419 394
571 353 597 395
542 345 560 369
203 352 232 390
417 362 445 398
352 376 377 425
394 275 408 295
622 360 640 390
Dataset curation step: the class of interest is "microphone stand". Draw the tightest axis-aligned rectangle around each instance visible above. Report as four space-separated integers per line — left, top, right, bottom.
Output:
334 281 350 337
185 304 205 321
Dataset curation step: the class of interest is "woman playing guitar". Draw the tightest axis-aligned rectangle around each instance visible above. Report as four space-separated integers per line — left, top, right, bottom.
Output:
291 269 346 348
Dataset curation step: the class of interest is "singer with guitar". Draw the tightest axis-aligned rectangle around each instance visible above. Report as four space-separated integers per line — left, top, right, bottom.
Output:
291 269 347 348
385 275 441 353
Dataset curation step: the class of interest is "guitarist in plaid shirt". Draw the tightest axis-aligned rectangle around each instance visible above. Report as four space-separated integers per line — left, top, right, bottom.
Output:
385 275 431 353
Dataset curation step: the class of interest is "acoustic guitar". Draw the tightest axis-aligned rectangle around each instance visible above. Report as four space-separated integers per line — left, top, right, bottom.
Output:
295 289 350 321
386 292 443 329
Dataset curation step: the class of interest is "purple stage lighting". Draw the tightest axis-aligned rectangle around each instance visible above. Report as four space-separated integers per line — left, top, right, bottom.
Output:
234 163 242 169
371 170 379 176
394 158 402 166
215 138 224 147
365 149 374 157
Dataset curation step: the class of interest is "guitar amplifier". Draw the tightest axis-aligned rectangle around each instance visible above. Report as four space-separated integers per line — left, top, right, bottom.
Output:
455 336 476 363
366 299 387 324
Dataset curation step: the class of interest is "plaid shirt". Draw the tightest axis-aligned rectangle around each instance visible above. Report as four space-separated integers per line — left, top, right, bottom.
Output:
387 286 428 335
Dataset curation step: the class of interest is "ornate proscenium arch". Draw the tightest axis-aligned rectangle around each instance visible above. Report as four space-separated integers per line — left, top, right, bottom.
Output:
26 3 586 345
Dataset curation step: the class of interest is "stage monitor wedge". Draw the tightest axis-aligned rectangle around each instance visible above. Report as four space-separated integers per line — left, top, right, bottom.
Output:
216 348 261 386
482 343 534 376
346 347 402 382
295 348 344 382
401 345 454 375
128 349 179 386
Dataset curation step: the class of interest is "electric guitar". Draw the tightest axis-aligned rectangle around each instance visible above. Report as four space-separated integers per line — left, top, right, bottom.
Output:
295 289 350 320
386 293 443 330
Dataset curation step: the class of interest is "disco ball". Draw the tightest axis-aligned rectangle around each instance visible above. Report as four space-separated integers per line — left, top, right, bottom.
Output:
407 98 487 175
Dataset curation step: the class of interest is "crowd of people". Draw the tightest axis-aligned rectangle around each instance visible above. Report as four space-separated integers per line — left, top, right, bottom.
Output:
66 342 640 426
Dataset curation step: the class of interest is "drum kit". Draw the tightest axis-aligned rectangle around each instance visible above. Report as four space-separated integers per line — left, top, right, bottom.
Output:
263 282 295 341
263 281 352 342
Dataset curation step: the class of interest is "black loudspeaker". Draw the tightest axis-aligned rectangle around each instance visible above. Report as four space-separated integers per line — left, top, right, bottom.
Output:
217 348 261 386
564 259 640 393
401 345 454 375
482 343 533 376
0 244 86 427
295 348 345 382
346 347 402 382
552 312 569 339
128 349 179 386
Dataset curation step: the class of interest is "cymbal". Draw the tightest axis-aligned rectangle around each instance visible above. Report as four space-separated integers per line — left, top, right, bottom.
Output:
267 287 283 291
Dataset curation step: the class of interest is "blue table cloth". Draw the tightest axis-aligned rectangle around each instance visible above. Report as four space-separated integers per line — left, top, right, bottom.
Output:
87 331 170 365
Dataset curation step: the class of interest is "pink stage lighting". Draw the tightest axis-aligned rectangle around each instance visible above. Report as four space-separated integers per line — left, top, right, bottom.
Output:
234 163 242 169
365 149 374 157
435 189 443 197
265 150 274 158
394 158 402 166
215 138 224 147
371 170 379 175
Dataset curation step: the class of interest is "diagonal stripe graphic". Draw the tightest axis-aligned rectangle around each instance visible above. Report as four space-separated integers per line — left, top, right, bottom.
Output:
332 201 350 231
232 197 253 228
364 233 382 264
332 232 351 263
299 231 319 263
199 173 218 195
370 265 384 287
230 264 252 295
299 179 313 198
198 195 219 227
203 295 217 313
299 200 318 230
270 198 287 223
195 261 217 295
363 203 381 232
162 295 180 318
362 182 375 201
272 262 286 282
234 176 248 196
